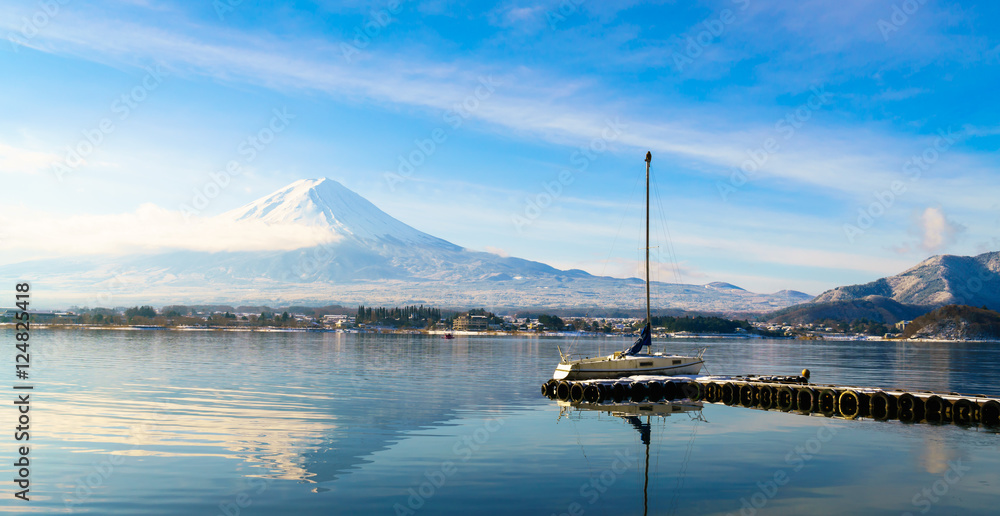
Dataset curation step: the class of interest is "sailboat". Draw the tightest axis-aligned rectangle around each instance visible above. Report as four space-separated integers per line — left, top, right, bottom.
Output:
552 152 705 380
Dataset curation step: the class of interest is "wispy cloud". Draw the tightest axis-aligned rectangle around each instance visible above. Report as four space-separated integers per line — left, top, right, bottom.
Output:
0 142 57 175
0 203 338 261
3 0 997 210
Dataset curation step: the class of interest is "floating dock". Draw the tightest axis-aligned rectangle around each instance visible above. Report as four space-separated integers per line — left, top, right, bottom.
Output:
542 374 1000 427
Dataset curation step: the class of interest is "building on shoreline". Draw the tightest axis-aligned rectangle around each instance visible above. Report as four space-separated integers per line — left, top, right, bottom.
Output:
453 314 488 331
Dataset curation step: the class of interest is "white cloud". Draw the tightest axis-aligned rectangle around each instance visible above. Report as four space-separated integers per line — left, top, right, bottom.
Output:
918 206 964 253
0 203 339 262
484 246 509 257
490 4 546 30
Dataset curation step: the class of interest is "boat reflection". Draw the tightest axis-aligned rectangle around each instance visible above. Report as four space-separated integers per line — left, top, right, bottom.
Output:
558 399 706 516
557 398 704 418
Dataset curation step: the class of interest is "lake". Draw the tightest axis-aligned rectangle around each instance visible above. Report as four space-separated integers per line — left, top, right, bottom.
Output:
2 329 999 515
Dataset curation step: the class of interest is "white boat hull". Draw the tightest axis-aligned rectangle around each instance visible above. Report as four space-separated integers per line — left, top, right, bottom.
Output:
553 354 703 380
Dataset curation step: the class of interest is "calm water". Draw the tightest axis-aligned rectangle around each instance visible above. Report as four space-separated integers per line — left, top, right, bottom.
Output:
2 329 999 515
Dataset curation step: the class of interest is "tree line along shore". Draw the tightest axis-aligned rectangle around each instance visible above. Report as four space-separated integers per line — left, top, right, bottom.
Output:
2 304 782 337
4 303 998 341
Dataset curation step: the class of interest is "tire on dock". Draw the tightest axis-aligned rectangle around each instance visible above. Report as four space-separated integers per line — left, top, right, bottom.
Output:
682 381 702 401
952 399 979 426
703 382 720 403
630 381 648 402
980 400 1000 427
795 387 816 414
838 390 868 419
739 384 756 408
663 381 680 401
597 383 611 403
583 383 604 403
570 382 587 402
646 381 663 402
776 386 796 412
818 389 839 417
611 382 627 402
542 380 556 397
583 383 603 403
897 393 924 423
924 396 951 423
722 383 738 406
870 391 897 421
758 385 777 410
556 381 572 401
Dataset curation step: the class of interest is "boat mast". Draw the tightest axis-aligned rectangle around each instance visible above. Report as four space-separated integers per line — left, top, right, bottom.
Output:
645 151 651 328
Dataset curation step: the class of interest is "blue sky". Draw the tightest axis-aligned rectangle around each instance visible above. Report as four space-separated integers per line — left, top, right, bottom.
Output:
1 0 999 295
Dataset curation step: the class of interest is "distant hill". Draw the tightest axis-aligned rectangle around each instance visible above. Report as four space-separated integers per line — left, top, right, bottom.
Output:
705 282 746 291
813 251 1000 309
766 295 928 325
901 305 1000 341
773 289 812 300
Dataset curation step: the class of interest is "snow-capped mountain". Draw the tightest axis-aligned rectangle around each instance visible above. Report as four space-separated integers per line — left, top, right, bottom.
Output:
812 251 1000 309
0 178 811 311
219 178 458 250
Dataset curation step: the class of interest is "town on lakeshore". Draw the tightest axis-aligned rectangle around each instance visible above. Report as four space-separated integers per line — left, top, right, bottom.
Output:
5 302 999 342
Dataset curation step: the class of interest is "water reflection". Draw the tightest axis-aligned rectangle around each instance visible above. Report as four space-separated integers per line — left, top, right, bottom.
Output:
46 386 337 480
28 330 550 492
554 394 1000 516
558 399 704 419
557 400 706 516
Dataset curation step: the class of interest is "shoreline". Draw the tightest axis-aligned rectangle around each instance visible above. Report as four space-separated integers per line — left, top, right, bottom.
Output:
0 323 771 338
3 323 997 343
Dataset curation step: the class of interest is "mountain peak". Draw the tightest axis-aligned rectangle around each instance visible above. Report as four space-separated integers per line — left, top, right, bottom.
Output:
705 281 745 291
813 250 1000 310
220 178 460 249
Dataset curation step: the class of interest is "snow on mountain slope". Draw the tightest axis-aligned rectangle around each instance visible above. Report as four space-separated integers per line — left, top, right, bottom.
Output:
705 282 746 291
219 178 459 250
0 178 814 312
812 251 1000 309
